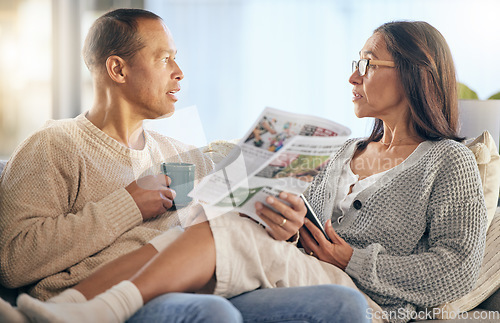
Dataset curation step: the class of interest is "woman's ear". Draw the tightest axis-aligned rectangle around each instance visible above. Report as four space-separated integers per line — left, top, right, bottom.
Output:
105 56 127 83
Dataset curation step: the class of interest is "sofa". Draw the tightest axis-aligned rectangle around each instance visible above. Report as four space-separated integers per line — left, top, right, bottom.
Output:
0 132 499 322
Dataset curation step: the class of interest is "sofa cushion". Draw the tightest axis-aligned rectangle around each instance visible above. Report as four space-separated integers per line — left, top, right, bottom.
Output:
465 131 500 229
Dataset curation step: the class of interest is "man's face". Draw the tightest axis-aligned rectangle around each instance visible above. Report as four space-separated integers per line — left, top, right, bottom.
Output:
124 18 183 119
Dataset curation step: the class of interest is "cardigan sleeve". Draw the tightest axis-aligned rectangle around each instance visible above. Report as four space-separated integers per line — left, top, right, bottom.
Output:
0 128 143 288
345 144 488 308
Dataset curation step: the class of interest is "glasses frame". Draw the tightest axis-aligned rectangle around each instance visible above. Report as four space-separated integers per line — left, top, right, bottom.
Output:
352 59 395 76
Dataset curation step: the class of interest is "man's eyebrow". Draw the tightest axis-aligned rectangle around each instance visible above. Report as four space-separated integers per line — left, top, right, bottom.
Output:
156 49 177 57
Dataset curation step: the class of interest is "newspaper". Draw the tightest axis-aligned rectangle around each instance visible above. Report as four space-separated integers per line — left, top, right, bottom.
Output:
189 107 351 224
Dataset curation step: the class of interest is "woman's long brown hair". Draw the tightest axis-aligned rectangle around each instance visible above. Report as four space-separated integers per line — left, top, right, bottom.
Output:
359 21 464 149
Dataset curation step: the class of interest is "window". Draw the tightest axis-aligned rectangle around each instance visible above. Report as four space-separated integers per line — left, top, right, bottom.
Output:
1 0 498 158
0 0 144 159
0 0 52 158
147 0 500 143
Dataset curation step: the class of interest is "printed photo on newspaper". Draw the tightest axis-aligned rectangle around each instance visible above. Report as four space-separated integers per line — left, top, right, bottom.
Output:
189 107 351 225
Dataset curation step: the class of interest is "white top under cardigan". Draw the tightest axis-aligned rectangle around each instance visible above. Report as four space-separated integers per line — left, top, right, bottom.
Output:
333 158 388 224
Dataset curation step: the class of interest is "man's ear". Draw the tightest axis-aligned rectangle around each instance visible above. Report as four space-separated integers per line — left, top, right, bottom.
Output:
105 56 127 83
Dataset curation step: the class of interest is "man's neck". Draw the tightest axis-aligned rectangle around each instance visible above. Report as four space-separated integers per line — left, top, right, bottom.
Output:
86 107 146 150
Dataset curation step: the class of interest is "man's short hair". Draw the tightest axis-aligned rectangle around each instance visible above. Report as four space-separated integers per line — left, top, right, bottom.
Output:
82 8 162 72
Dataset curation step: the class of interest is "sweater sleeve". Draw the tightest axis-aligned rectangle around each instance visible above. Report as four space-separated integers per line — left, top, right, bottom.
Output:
345 146 487 308
0 129 143 288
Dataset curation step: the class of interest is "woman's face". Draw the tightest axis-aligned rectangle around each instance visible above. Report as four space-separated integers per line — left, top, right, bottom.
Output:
349 33 407 122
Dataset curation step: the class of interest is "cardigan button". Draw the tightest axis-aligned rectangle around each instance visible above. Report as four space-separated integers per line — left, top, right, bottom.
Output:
353 200 362 210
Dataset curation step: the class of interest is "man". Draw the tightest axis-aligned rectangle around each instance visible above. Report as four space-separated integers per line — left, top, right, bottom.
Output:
0 8 369 323
0 8 243 322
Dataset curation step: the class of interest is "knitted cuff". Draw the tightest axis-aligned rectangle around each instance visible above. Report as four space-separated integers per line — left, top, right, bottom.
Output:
344 246 371 281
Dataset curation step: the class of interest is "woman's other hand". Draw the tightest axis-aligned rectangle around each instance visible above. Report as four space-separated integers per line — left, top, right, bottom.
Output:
254 192 306 241
300 219 353 270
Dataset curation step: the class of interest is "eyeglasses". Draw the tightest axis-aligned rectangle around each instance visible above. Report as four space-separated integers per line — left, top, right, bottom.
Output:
352 59 395 76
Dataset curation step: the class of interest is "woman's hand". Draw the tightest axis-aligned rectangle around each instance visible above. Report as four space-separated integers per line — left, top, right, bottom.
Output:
299 219 353 270
254 192 306 241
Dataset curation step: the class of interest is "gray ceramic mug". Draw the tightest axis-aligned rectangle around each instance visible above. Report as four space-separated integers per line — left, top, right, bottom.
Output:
161 162 196 208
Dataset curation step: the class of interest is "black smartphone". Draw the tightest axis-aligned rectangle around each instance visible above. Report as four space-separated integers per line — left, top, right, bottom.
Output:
300 194 331 242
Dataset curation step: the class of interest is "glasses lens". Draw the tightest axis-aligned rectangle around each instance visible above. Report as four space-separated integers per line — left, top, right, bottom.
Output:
358 59 367 76
352 61 358 74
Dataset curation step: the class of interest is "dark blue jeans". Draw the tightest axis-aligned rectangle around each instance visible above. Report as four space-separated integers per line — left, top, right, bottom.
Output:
127 285 370 323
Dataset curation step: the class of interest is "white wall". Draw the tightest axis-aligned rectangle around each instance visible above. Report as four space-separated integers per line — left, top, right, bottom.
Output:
146 0 500 144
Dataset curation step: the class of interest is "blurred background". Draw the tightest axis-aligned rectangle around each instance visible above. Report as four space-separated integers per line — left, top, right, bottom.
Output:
0 0 499 158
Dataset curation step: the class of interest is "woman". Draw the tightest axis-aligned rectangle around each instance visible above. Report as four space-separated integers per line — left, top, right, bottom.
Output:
17 21 486 323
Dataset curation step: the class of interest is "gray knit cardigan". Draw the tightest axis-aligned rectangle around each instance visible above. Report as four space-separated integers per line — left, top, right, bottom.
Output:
305 138 487 323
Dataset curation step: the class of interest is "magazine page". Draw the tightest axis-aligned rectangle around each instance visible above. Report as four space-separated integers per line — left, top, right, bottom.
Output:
213 135 348 224
189 107 351 221
239 107 350 175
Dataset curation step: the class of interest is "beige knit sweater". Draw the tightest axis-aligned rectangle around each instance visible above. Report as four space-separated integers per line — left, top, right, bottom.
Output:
0 114 213 300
